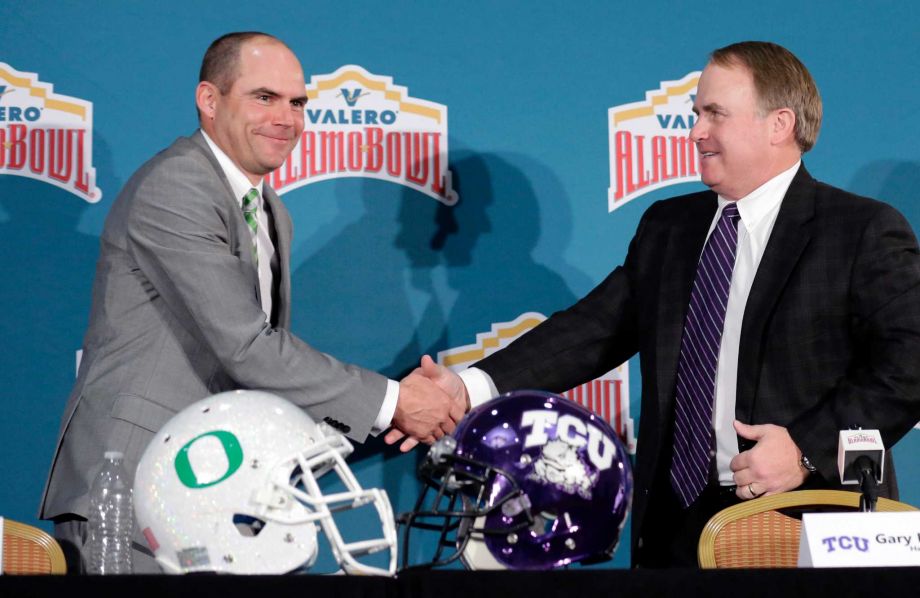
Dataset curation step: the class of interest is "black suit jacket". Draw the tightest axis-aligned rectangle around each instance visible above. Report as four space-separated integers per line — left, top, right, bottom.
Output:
475 166 920 565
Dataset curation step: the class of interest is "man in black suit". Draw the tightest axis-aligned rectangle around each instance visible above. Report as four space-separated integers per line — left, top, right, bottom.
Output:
388 41 920 567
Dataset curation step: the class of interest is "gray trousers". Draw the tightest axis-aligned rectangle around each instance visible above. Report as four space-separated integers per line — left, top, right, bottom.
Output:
53 516 162 574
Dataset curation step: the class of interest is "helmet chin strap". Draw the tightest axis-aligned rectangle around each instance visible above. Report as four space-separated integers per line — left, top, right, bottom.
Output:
460 518 507 571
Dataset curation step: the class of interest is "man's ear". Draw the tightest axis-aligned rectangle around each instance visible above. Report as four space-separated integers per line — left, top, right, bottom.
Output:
196 81 219 121
771 107 797 146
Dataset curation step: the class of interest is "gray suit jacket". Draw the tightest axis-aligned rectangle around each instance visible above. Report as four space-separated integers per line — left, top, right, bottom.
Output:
40 131 387 520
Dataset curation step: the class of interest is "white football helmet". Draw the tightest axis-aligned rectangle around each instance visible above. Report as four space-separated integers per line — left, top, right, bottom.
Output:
134 390 397 575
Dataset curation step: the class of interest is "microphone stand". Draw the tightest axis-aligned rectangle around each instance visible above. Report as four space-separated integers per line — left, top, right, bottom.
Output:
856 458 879 513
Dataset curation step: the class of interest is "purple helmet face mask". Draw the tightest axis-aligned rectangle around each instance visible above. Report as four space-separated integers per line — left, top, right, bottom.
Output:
448 390 633 570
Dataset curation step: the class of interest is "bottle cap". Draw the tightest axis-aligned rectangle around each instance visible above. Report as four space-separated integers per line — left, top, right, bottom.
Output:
104 451 124 460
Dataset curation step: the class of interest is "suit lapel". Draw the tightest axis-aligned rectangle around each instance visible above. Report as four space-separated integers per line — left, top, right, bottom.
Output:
190 131 240 214
190 130 264 303
262 185 292 328
655 193 720 427
735 166 817 423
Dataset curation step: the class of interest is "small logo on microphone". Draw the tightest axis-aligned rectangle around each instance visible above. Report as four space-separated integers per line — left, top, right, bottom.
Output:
847 433 879 445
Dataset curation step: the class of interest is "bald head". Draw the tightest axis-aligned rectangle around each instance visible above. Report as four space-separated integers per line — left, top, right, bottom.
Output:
199 31 289 96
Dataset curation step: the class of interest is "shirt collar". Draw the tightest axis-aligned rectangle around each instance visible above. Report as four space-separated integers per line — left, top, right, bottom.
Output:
200 130 264 206
718 161 801 228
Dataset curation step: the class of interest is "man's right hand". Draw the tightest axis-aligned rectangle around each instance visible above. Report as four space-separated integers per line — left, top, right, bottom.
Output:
385 355 469 452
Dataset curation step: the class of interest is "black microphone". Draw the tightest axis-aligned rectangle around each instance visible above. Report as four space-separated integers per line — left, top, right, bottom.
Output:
854 455 879 512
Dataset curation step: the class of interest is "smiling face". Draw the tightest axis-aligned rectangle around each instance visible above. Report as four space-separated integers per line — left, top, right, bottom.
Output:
689 61 779 201
198 38 307 185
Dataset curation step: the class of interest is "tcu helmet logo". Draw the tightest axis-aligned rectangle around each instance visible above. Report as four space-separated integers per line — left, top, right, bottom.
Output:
530 439 597 499
520 409 617 499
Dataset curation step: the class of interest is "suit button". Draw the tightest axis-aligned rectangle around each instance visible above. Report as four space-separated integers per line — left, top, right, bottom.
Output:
323 416 348 433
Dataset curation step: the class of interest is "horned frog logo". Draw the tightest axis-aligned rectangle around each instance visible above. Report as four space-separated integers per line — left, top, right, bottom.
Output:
529 439 598 499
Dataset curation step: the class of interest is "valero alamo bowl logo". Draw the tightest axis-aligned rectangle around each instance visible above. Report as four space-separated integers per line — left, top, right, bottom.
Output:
0 62 101 202
268 65 457 205
608 72 701 212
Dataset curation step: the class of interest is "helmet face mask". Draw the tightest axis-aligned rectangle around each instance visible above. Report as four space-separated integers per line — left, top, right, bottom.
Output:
399 390 633 571
400 440 534 569
134 391 396 575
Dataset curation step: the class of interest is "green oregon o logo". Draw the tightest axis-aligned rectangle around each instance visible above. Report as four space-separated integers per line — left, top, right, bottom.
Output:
174 430 243 489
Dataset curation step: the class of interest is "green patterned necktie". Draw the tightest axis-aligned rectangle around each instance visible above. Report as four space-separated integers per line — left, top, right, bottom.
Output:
242 187 259 266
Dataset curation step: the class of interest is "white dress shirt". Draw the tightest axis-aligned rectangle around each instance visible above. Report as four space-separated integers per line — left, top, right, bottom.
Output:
711 161 799 481
461 162 802 483
201 131 398 434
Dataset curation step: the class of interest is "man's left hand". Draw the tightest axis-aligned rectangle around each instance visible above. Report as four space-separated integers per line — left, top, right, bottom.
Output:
730 420 808 500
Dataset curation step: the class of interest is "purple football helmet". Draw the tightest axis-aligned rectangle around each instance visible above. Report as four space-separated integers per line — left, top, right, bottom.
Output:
399 390 632 570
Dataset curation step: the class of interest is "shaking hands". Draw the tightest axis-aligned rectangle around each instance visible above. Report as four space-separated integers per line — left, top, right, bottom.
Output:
385 355 470 452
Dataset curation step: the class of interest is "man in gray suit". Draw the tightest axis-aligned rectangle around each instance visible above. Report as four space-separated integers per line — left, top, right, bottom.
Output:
40 31 463 573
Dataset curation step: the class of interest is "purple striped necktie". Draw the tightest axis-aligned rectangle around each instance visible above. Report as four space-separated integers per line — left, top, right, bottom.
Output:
670 203 741 508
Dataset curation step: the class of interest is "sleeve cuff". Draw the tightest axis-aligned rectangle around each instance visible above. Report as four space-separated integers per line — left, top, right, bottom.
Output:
370 378 400 436
459 367 499 409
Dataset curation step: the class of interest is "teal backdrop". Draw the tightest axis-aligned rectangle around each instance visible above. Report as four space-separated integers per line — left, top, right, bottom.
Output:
1 0 919 570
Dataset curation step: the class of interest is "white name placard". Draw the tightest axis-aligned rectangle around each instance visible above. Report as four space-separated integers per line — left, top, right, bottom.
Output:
799 511 920 567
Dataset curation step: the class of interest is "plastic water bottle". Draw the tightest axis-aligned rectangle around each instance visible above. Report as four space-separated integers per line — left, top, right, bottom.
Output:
87 451 134 574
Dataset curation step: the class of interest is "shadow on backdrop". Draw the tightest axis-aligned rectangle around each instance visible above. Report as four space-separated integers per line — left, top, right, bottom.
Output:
285 169 449 573
848 160 920 228
438 150 592 336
